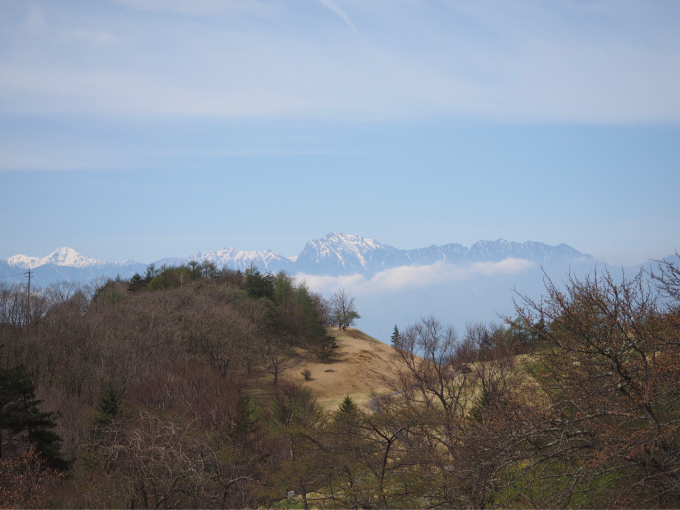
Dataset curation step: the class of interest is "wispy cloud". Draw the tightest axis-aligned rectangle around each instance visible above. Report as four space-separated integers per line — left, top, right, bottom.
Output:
2 1 679 122
109 0 276 17
21 4 123 48
297 259 535 296
69 29 122 47
316 0 356 31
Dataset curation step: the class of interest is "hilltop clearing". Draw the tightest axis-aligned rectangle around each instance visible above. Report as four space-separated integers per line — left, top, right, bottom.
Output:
248 327 406 409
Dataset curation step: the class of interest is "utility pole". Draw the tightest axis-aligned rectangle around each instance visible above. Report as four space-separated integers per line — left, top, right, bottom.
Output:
25 268 33 324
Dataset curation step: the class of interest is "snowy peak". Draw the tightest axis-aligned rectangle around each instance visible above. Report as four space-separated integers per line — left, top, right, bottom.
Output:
295 232 405 275
8 247 105 269
7 254 42 269
156 248 293 272
304 232 391 262
321 231 386 251
198 248 292 270
42 247 105 268
113 260 142 268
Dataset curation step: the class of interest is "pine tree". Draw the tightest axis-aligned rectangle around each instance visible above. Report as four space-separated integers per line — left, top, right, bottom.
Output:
127 273 145 292
229 395 258 438
143 263 157 285
337 395 358 415
0 365 68 470
390 325 400 347
92 385 122 430
244 263 275 299
188 260 201 281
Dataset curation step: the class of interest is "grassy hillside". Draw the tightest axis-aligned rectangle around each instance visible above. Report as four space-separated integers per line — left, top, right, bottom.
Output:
248 327 401 409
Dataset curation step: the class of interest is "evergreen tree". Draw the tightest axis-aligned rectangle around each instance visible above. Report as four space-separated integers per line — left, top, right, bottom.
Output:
244 263 275 300
92 385 122 429
0 365 68 470
127 273 145 292
143 263 157 285
337 395 358 415
188 260 202 281
202 260 218 279
229 395 258 438
390 325 400 347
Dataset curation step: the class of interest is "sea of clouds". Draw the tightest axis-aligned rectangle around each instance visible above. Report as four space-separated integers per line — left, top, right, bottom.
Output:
296 259 536 297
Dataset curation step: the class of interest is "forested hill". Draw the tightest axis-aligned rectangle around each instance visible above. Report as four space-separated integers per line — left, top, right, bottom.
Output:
1 255 679 508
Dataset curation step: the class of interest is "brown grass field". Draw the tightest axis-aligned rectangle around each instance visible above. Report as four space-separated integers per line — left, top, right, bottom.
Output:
248 327 404 410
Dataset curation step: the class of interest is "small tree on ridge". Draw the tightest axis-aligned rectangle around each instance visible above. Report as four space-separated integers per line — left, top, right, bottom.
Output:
330 289 360 330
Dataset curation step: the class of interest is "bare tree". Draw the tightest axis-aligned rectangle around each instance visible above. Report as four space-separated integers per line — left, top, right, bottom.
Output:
0 282 48 328
388 316 523 508
330 289 360 330
44 281 84 307
651 250 680 303
0 445 63 509
391 316 463 412
259 334 293 385
507 267 680 508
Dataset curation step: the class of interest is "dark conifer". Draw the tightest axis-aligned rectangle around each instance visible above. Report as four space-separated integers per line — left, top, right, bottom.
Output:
127 273 145 292
337 395 358 415
390 325 400 347
0 365 68 470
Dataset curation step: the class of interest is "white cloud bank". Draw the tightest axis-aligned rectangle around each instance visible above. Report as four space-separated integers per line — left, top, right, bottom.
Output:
296 259 535 297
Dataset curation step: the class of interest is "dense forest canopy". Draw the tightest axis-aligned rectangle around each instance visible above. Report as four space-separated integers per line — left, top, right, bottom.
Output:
0 257 679 508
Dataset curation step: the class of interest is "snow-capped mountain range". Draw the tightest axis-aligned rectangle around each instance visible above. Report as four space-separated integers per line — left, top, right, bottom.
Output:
156 249 292 273
0 232 596 284
8 247 105 269
7 247 144 271
294 232 593 275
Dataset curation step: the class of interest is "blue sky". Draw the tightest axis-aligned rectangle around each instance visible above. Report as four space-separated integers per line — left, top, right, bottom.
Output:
1 0 679 265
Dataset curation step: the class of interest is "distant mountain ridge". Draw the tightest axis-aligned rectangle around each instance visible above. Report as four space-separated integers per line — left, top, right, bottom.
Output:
156 248 292 273
0 232 596 284
294 232 594 276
